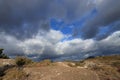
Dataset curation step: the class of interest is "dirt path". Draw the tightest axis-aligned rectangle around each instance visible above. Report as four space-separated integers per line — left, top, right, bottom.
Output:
24 63 100 80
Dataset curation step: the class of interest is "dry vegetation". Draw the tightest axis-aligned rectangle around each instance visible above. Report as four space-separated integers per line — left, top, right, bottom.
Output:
0 55 120 80
0 57 54 80
25 59 53 68
15 56 33 67
0 56 32 80
68 55 120 80
2 68 28 80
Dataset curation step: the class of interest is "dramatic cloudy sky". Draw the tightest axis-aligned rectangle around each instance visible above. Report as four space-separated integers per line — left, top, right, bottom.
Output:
0 0 120 61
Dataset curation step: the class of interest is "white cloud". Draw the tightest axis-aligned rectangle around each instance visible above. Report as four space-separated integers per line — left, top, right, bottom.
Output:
19 29 64 55
0 30 120 60
99 31 120 49
55 39 96 55
0 33 23 56
57 31 120 58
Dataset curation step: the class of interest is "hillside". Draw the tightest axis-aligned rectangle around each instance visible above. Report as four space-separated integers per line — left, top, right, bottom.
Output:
75 55 120 80
0 55 120 80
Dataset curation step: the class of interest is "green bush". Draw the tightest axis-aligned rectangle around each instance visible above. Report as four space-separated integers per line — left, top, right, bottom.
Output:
15 56 33 67
0 49 9 59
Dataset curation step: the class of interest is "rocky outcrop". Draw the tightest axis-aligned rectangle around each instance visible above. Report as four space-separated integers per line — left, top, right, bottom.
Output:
0 59 15 67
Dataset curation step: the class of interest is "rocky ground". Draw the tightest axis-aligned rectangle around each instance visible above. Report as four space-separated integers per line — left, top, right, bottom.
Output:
0 55 120 80
24 62 99 80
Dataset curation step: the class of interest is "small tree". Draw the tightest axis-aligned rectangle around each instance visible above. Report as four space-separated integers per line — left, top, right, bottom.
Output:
0 49 9 59
0 49 3 53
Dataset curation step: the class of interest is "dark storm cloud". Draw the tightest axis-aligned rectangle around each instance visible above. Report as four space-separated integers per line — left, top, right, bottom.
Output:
0 0 120 40
95 21 120 40
0 0 51 24
81 0 120 39
53 0 95 22
0 0 53 39
1 0 93 39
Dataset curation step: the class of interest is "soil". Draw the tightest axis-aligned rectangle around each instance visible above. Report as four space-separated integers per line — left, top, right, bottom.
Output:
24 62 100 80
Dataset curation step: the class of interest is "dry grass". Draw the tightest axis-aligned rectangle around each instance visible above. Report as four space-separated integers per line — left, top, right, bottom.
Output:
111 61 120 68
3 68 28 80
25 59 53 67
66 55 120 80
0 57 31 80
0 55 120 80
83 55 120 80
94 65 120 80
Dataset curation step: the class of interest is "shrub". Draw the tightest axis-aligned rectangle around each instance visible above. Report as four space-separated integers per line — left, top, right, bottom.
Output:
0 69 5 77
15 56 33 67
86 56 95 60
0 49 9 59
75 61 85 67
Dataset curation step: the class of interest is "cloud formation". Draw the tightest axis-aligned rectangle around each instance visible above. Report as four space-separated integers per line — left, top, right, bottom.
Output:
80 0 120 39
0 0 120 61
0 0 104 39
1 30 120 61
0 0 53 39
1 0 120 39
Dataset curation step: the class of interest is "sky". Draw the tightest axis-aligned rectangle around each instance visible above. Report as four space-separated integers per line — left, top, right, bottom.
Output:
0 0 120 61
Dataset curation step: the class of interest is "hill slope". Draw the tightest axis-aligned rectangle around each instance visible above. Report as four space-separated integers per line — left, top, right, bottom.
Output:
73 55 120 80
0 55 120 80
